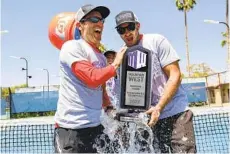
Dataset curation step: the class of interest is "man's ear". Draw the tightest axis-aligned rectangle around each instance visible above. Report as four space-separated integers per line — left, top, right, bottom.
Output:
136 23 140 31
76 22 82 31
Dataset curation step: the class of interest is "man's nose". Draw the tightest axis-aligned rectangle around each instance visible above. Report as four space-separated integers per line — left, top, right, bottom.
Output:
124 28 131 36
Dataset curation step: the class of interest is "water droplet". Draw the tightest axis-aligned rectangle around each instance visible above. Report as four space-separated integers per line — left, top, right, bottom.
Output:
182 136 188 141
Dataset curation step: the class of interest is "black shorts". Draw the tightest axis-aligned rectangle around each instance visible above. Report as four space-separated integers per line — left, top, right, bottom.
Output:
152 110 197 153
54 124 111 153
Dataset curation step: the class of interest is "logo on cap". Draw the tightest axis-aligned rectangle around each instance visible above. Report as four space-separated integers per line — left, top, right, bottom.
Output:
117 12 133 22
128 50 147 69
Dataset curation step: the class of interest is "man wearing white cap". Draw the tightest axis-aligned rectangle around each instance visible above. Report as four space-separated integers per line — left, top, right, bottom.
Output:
53 4 126 153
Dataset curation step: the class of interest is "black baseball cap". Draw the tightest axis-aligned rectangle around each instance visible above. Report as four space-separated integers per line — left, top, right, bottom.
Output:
115 11 139 28
75 4 110 22
104 50 116 57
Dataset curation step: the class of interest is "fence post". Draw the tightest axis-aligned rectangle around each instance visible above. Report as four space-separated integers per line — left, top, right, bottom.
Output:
217 73 223 106
205 76 210 107
5 87 12 119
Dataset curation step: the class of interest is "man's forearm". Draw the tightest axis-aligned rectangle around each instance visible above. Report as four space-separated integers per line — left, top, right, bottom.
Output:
102 84 112 108
156 75 181 112
72 61 116 88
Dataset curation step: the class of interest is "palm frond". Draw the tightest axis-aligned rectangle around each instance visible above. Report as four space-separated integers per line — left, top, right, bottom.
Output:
188 0 197 9
175 0 184 11
221 40 227 47
221 32 227 37
175 0 197 11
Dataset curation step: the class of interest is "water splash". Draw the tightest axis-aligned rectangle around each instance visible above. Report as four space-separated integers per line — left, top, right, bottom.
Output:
96 110 160 153
95 87 162 153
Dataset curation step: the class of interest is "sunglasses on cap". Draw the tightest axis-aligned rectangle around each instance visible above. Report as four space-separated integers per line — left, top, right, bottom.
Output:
116 23 136 35
81 17 105 23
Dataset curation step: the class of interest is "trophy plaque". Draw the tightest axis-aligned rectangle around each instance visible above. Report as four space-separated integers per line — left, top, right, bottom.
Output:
118 45 152 122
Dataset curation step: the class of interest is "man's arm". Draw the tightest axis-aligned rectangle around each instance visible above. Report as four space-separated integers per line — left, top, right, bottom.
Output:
155 61 182 112
73 62 114 108
102 84 113 108
153 35 181 111
72 61 116 88
146 35 181 126
146 61 181 126
61 41 126 89
71 47 127 88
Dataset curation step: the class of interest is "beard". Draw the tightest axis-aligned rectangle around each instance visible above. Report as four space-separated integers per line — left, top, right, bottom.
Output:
84 30 101 46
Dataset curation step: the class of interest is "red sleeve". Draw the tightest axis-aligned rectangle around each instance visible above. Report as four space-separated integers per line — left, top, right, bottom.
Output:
71 60 116 88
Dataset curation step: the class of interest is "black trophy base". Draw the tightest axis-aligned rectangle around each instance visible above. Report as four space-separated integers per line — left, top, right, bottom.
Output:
116 109 150 123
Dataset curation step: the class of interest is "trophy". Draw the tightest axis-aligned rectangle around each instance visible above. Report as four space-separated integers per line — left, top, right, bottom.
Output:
116 45 152 123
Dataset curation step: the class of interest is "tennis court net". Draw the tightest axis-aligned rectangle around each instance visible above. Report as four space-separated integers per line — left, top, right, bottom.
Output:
1 107 229 153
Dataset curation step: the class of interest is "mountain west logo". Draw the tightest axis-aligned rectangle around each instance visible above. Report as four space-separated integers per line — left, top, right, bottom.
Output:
127 50 147 69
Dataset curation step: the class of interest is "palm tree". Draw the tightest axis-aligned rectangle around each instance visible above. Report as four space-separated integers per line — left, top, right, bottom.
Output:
226 0 230 69
226 0 229 31
190 63 215 77
221 0 229 47
221 0 230 70
221 0 229 69
175 0 197 77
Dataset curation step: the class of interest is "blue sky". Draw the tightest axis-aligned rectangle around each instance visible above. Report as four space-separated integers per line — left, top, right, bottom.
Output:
1 0 228 87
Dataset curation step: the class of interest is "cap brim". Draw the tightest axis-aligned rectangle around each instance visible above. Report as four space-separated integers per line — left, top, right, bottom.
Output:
104 50 116 56
115 21 138 28
84 6 110 20
95 6 110 18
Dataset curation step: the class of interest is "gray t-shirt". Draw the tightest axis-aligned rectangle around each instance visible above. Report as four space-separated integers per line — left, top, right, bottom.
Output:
140 34 188 119
54 39 107 129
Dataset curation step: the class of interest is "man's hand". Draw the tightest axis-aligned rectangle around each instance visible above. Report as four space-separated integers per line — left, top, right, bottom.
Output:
111 46 127 69
105 106 118 120
145 106 161 127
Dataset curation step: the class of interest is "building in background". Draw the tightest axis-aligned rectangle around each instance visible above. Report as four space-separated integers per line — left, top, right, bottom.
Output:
182 71 230 106
205 71 230 106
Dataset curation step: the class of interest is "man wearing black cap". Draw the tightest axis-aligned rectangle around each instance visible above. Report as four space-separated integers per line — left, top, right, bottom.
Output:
53 4 127 153
115 11 196 153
